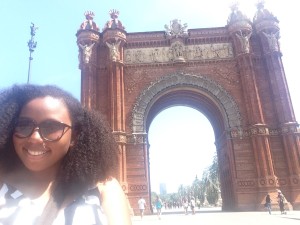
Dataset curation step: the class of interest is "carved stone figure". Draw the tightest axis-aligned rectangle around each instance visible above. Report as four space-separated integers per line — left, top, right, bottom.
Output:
79 43 95 64
125 50 132 62
263 31 280 52
170 41 186 62
30 23 38 36
134 50 144 63
235 30 252 53
151 49 160 62
106 40 121 62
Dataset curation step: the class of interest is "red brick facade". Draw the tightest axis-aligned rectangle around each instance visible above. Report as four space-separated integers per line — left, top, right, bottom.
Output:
76 5 300 212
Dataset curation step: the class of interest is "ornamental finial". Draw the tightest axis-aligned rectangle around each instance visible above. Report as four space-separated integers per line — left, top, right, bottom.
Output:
109 9 119 19
84 11 95 20
103 9 125 30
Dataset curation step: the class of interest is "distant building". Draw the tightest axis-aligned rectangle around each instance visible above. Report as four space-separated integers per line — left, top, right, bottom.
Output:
159 183 167 195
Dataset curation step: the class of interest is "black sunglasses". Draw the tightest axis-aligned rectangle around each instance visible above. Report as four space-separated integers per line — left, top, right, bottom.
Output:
14 118 72 142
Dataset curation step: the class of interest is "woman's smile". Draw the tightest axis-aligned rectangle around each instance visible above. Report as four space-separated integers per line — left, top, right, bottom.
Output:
24 147 49 157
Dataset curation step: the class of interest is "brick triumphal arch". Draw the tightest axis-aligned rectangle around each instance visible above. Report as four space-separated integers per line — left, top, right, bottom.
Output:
76 4 300 212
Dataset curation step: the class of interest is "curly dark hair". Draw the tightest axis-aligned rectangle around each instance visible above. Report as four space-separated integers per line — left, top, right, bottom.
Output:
0 84 119 204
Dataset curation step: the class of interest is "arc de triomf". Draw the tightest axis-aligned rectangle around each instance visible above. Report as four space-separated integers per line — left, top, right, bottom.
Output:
76 3 300 212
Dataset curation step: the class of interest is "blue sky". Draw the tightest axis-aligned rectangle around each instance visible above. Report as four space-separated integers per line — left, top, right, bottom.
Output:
1 0 299 193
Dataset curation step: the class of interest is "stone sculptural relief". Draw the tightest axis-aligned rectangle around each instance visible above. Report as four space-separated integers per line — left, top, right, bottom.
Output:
79 43 95 64
124 43 233 64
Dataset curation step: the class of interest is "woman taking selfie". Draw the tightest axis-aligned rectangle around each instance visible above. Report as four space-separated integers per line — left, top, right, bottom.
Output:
0 84 131 225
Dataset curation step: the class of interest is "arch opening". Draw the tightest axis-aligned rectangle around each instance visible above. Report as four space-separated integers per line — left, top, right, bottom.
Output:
148 106 219 211
142 86 236 211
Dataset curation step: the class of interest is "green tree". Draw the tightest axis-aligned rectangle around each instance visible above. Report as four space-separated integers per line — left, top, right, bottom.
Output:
201 152 220 205
155 152 221 209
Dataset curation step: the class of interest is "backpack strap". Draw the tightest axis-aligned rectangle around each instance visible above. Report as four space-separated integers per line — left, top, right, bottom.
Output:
35 196 60 225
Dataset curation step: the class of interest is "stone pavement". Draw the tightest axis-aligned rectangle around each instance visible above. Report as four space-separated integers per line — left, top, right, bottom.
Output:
132 208 300 225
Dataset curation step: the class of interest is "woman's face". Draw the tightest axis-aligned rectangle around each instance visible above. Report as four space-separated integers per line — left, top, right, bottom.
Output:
13 96 73 173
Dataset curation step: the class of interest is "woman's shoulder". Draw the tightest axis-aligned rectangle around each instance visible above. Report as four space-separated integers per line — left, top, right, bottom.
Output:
96 178 132 225
97 177 119 190
59 187 105 225
62 178 131 225
66 178 121 208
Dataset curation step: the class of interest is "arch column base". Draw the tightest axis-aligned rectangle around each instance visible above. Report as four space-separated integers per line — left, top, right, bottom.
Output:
288 174 300 210
256 176 280 211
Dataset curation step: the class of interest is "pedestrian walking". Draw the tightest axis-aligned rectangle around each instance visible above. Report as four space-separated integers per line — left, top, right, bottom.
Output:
265 193 272 214
277 190 287 214
183 198 189 215
155 195 163 219
190 197 196 215
138 196 147 219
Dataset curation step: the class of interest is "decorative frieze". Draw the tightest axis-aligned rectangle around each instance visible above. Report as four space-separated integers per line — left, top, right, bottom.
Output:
120 182 128 193
289 175 300 186
230 122 299 138
237 179 256 187
250 125 269 135
124 43 233 64
277 178 288 186
129 184 148 192
237 177 283 189
280 122 299 134
269 128 280 135
127 133 147 144
112 132 127 144
258 177 277 187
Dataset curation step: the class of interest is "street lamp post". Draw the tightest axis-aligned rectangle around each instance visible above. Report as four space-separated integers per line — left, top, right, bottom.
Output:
27 23 38 83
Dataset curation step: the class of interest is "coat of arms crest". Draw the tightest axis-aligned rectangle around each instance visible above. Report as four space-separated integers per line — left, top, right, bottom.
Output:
164 19 188 38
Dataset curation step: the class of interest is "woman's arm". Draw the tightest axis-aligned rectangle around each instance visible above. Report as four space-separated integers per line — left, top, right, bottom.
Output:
98 178 132 225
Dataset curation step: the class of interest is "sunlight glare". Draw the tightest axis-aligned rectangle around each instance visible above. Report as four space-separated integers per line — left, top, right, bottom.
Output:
148 106 216 194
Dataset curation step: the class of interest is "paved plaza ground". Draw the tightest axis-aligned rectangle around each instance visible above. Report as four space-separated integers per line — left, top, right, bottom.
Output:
132 208 300 225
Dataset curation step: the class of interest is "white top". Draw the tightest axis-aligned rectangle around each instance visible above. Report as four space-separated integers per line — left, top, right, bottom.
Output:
0 183 107 225
138 198 146 210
